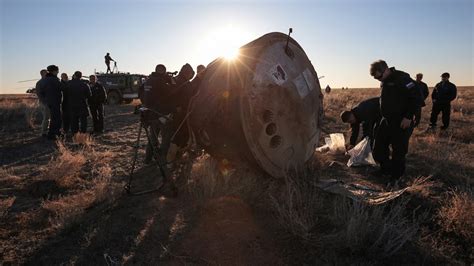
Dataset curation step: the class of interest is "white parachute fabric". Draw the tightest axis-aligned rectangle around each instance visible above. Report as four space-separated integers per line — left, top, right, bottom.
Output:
346 137 376 167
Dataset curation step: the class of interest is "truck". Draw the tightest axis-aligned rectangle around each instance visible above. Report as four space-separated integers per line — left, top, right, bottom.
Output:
96 72 147 104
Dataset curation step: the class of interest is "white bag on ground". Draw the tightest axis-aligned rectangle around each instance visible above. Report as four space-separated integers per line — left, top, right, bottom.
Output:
329 133 346 153
346 137 376 167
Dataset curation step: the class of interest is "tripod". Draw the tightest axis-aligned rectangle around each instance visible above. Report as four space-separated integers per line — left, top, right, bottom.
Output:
125 114 175 196
112 62 118 73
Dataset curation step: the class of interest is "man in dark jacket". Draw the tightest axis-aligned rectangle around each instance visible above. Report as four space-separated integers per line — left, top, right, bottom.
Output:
60 73 70 134
38 65 62 140
88 75 107 133
36 69 49 137
340 97 381 149
143 64 173 164
68 71 92 134
167 63 195 148
414 73 429 127
190 64 206 96
429 72 457 130
370 60 421 179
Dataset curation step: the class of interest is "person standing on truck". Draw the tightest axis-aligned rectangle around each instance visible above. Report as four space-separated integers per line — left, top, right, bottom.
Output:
36 69 49 138
68 71 92 134
429 72 457 130
105 53 115 74
60 73 71 134
89 75 107 134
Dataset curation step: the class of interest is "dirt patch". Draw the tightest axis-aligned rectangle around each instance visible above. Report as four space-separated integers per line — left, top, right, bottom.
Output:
178 196 282 265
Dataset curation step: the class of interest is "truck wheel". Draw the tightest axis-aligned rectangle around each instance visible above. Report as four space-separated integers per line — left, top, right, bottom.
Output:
107 91 121 105
123 99 133 104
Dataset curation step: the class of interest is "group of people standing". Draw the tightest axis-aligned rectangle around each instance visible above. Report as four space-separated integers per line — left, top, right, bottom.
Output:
36 65 107 140
341 60 457 181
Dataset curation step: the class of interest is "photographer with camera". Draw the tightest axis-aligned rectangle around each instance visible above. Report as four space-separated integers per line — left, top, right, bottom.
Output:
166 63 195 149
142 64 173 164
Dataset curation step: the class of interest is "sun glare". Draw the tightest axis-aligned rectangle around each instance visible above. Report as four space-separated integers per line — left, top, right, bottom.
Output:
197 25 249 62
223 48 240 60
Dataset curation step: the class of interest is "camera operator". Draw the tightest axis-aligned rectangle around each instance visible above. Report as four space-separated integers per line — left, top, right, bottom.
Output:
165 63 195 149
142 64 173 165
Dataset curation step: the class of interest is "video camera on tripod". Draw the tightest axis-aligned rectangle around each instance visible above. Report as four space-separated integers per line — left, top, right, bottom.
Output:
138 106 172 125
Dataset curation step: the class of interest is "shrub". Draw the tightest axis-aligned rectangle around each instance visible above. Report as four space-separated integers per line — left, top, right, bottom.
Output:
326 197 426 259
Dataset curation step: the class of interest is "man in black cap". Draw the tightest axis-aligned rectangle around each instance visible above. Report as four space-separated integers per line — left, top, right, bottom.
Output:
414 73 429 127
429 72 457 130
68 71 92 134
60 73 71 134
369 60 421 180
340 97 381 149
105 53 115 74
35 69 49 137
88 75 107 134
38 65 62 140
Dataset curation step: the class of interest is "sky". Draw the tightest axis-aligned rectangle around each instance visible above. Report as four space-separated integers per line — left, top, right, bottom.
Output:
0 0 473 94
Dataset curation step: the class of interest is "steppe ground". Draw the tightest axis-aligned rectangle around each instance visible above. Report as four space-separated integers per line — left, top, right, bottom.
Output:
0 87 472 265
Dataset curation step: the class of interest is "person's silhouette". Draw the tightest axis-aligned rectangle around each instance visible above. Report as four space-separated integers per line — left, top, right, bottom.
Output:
105 53 115 73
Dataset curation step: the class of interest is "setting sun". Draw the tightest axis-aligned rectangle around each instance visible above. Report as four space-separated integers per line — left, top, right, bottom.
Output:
223 48 240 60
196 25 249 62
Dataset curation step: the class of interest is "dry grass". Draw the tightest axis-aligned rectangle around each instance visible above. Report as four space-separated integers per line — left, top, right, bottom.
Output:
269 165 324 242
38 141 87 188
185 154 262 203
0 196 16 217
38 139 120 227
0 168 22 183
0 97 40 130
72 132 94 147
406 175 440 197
326 197 426 260
41 174 117 228
418 189 474 264
438 189 474 241
29 138 119 228
268 164 427 263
